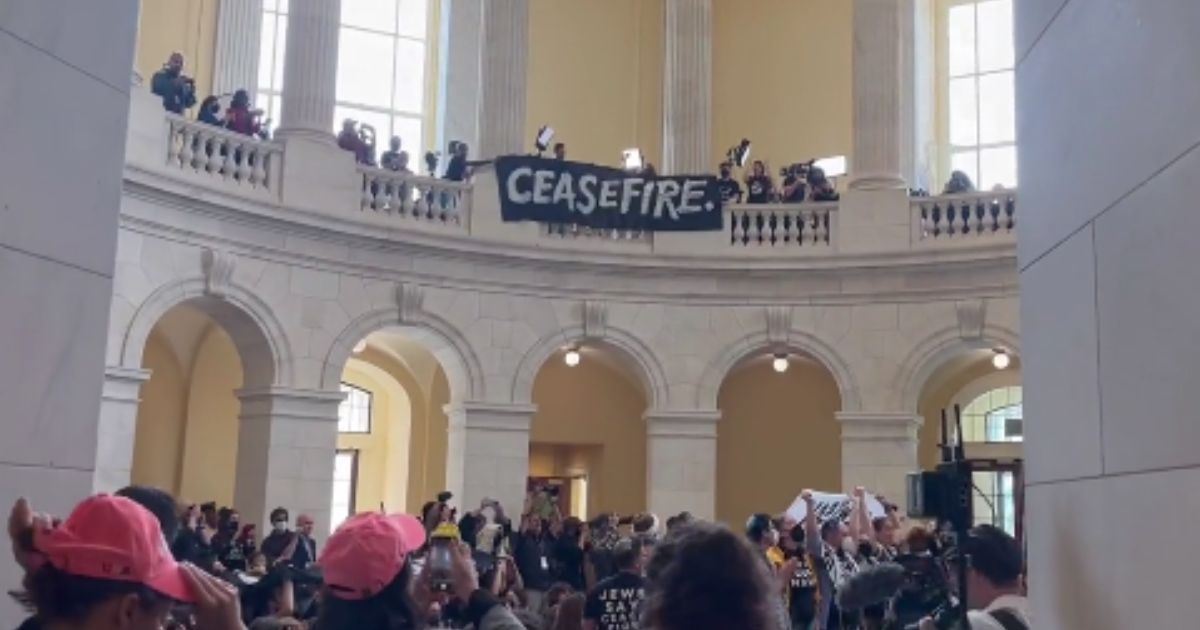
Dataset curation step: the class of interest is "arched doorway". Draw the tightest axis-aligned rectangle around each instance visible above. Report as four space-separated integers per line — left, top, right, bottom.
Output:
528 344 650 519
916 348 1023 535
716 351 843 526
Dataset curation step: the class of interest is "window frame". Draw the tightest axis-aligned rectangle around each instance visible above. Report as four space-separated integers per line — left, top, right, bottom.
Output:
337 382 373 434
934 0 1017 189
255 0 433 151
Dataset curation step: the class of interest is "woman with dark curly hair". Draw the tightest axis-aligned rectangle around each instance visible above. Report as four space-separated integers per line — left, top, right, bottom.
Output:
642 521 783 630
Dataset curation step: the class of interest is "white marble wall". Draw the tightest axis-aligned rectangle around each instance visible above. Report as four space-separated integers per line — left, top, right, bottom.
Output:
1017 2 1200 628
0 1 140 625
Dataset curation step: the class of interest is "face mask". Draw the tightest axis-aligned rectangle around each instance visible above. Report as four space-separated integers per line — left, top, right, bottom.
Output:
481 507 496 523
272 521 288 533
841 538 858 555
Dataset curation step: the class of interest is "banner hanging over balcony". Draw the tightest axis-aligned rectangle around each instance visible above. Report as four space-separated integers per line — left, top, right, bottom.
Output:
495 156 723 232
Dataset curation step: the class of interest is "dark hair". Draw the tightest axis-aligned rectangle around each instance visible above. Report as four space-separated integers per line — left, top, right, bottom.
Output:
544 582 574 610
270 507 289 523
872 516 889 533
232 89 250 109
562 516 583 541
317 562 423 630
200 502 217 513
199 95 220 113
116 485 180 544
643 521 775 630
632 513 656 535
25 564 170 622
820 519 841 541
744 513 773 544
551 593 585 630
613 538 643 571
962 525 1022 588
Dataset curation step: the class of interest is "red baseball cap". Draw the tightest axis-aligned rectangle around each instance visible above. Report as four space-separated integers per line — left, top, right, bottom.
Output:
319 513 426 600
34 495 192 602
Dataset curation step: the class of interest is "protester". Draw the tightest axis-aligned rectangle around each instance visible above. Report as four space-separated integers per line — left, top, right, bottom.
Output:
808 167 840 202
338 119 376 165
552 517 587 591
198 96 223 126
943 170 976 195
151 52 196 114
553 143 567 161
583 538 645 630
260 507 295 565
225 90 263 138
781 166 808 203
642 521 778 630
744 160 774 204
443 142 470 182
716 162 743 205
552 593 584 630
291 514 318 568
515 512 554 611
381 137 404 171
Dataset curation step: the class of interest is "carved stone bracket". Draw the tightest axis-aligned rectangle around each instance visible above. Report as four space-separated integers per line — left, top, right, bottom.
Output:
956 299 986 341
396 283 426 324
201 248 236 298
580 300 608 338
765 306 792 345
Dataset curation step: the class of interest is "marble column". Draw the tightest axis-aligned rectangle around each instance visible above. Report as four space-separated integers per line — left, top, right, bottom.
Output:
646 410 720 521
234 388 344 544
277 0 341 139
213 0 265 99
477 0 529 160
837 412 922 505
850 0 907 190
662 0 713 176
92 367 152 493
445 402 535 515
0 4 140 624
435 0 483 154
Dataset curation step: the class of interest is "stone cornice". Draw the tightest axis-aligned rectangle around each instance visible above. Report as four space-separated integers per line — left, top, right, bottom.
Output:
121 168 1018 305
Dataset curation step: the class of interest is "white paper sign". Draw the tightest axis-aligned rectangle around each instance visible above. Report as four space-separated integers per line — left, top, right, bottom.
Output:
784 491 886 524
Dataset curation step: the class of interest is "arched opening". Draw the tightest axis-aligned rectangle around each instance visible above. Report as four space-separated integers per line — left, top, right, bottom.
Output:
331 329 456 532
529 344 650 519
916 348 1023 535
716 351 842 526
131 298 275 506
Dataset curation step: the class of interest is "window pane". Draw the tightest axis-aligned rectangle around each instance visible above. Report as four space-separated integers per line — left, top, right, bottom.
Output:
980 145 1017 189
278 0 289 13
273 16 288 89
397 0 429 38
977 0 1014 72
949 77 978 146
978 71 1015 144
392 38 426 114
342 0 397 32
392 115 423 156
947 4 976 77
337 28 395 108
257 16 277 91
264 0 278 12
951 150 979 187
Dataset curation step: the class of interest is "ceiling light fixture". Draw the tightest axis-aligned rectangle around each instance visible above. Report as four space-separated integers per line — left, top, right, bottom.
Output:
992 348 1011 370
772 353 789 374
564 348 581 367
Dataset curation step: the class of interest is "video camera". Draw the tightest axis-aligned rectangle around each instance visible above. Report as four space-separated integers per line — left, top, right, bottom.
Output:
780 160 815 180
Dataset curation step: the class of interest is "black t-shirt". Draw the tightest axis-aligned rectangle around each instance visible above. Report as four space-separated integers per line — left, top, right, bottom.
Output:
782 175 807 203
584 571 646 630
444 155 468 181
788 553 820 624
717 177 741 204
746 175 772 203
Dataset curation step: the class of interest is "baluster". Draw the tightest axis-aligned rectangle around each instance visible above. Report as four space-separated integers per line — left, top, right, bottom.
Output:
360 176 374 211
930 203 943 238
988 199 1001 232
822 209 832 244
786 211 800 244
815 210 829 244
179 129 195 170
746 211 761 245
764 212 776 246
167 123 182 166
414 184 430 220
974 200 986 234
236 144 253 182
401 182 415 216
221 140 237 180
251 148 267 187
203 134 221 174
1005 196 1016 230
190 132 207 170
732 211 746 245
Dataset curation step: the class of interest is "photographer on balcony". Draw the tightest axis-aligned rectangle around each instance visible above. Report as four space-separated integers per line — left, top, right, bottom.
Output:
780 163 810 203
338 119 377 166
151 52 197 115
225 89 265 139
744 160 775 204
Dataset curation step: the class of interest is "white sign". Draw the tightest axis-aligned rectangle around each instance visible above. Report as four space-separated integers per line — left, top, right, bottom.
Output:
784 491 886 524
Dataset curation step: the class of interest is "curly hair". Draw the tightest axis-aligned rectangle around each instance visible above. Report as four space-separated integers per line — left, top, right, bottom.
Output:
642 521 776 630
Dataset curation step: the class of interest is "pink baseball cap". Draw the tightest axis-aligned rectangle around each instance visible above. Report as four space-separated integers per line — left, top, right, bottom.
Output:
320 513 427 600
34 495 193 602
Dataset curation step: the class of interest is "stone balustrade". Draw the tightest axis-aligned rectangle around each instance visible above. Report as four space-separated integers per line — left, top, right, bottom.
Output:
130 106 1017 261
726 202 837 249
911 190 1017 243
165 115 282 196
358 166 472 229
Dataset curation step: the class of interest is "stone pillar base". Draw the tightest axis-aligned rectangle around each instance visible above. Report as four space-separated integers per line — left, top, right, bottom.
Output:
445 402 535 515
93 367 151 493
837 412 922 506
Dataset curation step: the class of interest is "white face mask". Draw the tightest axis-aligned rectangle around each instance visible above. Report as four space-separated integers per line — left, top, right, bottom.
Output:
272 521 288 534
841 538 858 555
481 507 496 524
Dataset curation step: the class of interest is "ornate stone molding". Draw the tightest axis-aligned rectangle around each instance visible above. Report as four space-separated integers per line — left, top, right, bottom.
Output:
396 282 426 324
645 410 721 438
837 412 923 442
765 306 792 345
237 387 346 422
201 248 236 298
956 299 986 341
445 402 537 432
580 300 608 338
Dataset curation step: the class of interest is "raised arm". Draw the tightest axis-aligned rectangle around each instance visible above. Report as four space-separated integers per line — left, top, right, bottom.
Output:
856 486 875 544
803 490 821 556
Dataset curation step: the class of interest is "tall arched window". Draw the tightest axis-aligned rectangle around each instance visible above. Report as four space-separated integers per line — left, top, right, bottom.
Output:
960 385 1022 535
257 0 430 152
938 0 1016 189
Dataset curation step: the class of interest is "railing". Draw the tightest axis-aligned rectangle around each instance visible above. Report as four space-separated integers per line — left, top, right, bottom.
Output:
359 167 472 229
165 116 282 195
726 202 837 249
911 190 1017 242
541 223 651 243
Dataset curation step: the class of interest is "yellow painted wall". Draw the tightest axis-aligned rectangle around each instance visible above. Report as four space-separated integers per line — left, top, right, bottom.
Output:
132 331 189 494
716 358 842 526
177 326 243 506
136 0 219 99
530 357 648 517
528 443 602 517
525 0 664 168
711 0 853 172
338 362 414 514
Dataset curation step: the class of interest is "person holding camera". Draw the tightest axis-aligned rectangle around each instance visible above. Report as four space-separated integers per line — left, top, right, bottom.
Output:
917 525 1029 630
781 165 809 203
744 160 775 204
808 167 840 202
152 52 197 114
225 90 265 138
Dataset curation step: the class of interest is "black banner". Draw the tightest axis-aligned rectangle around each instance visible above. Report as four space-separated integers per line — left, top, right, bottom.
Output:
495 155 723 232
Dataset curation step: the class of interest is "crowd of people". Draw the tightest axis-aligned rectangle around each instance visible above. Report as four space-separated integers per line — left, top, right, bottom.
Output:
715 159 841 207
5 479 1027 630
153 53 268 140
